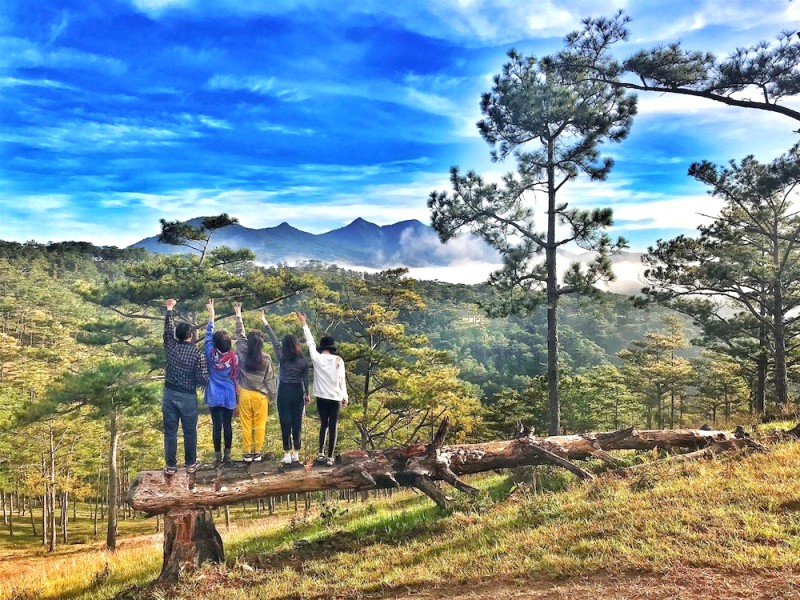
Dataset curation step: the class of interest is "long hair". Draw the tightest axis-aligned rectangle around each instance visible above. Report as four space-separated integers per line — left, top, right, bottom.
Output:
281 334 303 361
244 331 266 371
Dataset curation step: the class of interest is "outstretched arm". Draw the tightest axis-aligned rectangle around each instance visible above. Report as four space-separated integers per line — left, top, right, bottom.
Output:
297 312 320 362
205 299 215 360
233 302 248 350
261 311 282 360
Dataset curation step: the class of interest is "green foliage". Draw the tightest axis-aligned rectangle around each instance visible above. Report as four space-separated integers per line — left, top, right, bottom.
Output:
564 12 800 122
643 150 800 409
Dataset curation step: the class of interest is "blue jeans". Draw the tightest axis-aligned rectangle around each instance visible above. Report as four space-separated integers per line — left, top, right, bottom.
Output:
162 388 199 468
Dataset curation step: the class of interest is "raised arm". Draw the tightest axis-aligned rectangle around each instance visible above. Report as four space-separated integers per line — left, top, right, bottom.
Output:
297 312 320 362
205 299 215 360
163 298 177 350
233 302 248 352
260 311 282 360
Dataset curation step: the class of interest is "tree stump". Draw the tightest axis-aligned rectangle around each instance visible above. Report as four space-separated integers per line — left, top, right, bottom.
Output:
158 508 224 583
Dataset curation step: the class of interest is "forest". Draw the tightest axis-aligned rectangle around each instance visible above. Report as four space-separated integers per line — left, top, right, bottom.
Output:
0 212 794 555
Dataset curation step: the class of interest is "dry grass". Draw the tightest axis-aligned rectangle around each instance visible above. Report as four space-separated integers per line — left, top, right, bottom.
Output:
2 432 800 600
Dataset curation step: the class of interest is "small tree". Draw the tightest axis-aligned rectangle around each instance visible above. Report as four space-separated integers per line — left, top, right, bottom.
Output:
618 316 694 429
429 48 635 434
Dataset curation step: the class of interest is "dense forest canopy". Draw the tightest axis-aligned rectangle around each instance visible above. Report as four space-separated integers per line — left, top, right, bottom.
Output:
2 230 794 549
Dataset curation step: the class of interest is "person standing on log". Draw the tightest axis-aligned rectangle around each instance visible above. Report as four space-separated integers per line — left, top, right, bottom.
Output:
232 302 277 463
205 299 238 465
162 299 208 476
263 313 310 466
297 312 348 466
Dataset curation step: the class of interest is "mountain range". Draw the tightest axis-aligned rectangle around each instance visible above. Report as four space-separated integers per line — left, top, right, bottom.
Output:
131 217 497 268
130 217 646 292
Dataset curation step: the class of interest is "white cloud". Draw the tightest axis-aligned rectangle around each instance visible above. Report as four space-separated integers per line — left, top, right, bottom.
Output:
206 74 310 102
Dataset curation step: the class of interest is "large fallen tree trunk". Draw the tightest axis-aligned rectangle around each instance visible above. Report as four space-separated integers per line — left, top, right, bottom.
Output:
128 422 745 582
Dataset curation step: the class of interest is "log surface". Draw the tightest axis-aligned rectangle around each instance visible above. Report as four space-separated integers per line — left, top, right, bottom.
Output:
128 427 735 515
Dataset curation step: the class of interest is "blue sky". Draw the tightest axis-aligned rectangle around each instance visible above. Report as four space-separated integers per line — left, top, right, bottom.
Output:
1 0 799 252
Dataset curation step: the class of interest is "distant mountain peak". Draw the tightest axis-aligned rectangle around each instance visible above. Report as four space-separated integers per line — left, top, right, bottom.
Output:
344 217 379 229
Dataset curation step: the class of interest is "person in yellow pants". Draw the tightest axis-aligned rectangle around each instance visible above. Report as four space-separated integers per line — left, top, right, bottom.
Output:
233 302 277 462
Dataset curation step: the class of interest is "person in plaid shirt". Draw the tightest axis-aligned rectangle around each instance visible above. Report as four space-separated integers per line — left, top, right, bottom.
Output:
163 298 208 475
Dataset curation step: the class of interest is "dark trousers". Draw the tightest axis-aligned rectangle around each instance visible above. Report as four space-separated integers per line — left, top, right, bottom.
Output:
317 397 341 458
210 406 233 453
278 382 305 451
162 388 198 468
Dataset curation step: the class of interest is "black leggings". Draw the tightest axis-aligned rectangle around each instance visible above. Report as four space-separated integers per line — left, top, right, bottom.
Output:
278 382 305 451
210 406 233 452
317 398 341 458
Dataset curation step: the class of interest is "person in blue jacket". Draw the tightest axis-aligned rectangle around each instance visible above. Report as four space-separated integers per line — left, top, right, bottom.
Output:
205 299 238 464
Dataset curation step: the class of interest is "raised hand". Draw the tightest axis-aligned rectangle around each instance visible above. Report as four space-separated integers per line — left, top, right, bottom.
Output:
258 310 268 326
165 298 177 311
207 298 215 320
233 301 242 317
296 311 307 326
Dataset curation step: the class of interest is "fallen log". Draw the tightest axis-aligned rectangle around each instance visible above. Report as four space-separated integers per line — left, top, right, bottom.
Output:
623 438 767 473
127 422 741 582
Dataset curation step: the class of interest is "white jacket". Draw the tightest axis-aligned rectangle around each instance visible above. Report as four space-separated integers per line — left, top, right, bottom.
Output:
302 325 348 402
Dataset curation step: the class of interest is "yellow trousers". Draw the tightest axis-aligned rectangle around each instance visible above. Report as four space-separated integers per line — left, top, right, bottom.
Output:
238 388 268 454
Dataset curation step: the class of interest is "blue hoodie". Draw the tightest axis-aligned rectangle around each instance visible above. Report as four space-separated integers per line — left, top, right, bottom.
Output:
204 321 238 409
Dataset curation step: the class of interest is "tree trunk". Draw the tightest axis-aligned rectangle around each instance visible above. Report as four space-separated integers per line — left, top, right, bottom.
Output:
48 425 56 553
773 294 789 406
106 408 120 552
158 509 224 583
7 492 13 536
41 492 47 547
129 424 739 516
755 322 768 415
61 491 68 545
28 497 36 537
546 138 560 436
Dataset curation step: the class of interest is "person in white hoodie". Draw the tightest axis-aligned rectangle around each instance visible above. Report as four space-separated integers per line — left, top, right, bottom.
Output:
296 312 348 466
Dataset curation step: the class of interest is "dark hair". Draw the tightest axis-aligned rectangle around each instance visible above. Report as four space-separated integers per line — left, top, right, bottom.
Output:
175 322 193 342
213 330 232 353
244 331 266 371
281 334 303 361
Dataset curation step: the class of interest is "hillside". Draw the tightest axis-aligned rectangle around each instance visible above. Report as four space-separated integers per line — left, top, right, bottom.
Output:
2 434 798 599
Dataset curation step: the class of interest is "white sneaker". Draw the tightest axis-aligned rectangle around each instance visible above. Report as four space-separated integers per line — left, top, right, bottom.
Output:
280 452 292 465
291 452 299 463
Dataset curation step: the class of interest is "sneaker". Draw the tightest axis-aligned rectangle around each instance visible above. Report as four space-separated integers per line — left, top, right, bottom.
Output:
280 452 292 465
164 465 177 476
325 457 335 467
186 461 200 474
291 452 299 463
315 453 327 464
243 453 254 463
252 453 262 462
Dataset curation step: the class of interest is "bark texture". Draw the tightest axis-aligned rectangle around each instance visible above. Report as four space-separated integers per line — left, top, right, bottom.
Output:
158 508 224 583
129 424 738 515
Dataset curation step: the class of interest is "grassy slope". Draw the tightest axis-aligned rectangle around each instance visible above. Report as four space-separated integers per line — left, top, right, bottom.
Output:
2 436 799 600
